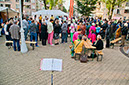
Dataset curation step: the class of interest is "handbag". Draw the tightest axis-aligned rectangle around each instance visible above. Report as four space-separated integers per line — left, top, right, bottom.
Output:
80 54 88 63
71 41 81 57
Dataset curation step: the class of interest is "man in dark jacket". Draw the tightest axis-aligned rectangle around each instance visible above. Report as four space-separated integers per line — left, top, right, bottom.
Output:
41 22 48 46
120 23 128 47
105 21 111 48
101 20 108 39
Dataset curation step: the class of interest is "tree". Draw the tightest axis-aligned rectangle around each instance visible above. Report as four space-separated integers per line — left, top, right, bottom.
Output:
43 0 47 9
42 0 64 10
48 0 59 10
75 0 98 16
101 0 128 19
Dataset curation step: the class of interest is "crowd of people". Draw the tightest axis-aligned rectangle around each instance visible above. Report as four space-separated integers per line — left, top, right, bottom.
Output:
0 15 129 52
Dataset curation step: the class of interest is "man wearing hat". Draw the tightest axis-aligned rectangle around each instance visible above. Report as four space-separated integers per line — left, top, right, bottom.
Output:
9 20 20 51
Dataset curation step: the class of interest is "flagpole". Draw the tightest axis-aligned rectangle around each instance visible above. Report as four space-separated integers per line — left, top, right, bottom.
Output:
19 0 28 53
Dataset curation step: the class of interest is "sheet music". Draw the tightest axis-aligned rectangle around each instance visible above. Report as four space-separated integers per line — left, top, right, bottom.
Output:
40 58 53 71
40 58 62 72
53 59 62 72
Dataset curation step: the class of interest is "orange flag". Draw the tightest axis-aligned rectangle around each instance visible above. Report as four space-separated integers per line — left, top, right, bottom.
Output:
69 0 74 18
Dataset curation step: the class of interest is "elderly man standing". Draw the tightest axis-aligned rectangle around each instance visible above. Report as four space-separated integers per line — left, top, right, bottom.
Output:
22 17 28 40
9 21 20 51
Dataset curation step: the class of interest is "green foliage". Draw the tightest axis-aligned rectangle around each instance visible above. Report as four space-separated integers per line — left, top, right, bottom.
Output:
63 6 67 13
75 0 98 16
45 0 64 10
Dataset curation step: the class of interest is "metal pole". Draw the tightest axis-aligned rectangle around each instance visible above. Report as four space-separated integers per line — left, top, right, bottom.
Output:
19 0 28 53
6 9 9 20
51 71 54 85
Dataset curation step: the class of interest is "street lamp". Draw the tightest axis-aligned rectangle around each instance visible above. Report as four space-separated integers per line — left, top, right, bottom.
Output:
19 0 28 53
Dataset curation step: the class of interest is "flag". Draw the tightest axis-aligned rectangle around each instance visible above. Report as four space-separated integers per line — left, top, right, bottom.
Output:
69 0 74 18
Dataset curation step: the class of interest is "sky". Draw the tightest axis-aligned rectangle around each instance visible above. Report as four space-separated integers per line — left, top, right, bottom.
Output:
63 0 70 10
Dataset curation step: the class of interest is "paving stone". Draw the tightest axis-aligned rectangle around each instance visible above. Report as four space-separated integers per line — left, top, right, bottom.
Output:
0 36 129 85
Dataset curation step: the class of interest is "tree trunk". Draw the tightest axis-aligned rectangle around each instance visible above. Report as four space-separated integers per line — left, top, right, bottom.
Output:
43 0 47 10
109 0 115 19
110 7 114 20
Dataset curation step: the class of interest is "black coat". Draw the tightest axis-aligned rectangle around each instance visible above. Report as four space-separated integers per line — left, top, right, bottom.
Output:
54 24 61 33
121 26 128 35
41 24 48 40
95 39 103 50
7 23 12 32
105 25 111 39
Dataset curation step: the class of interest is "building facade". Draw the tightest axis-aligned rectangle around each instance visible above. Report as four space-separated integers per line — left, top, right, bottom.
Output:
0 0 44 16
94 1 129 20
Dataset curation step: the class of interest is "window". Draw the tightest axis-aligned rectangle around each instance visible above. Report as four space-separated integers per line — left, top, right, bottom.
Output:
5 0 10 1
16 4 19 8
25 0 30 2
31 0 35 3
16 0 19 2
117 9 120 14
0 0 4 1
0 4 3 7
25 5 30 9
124 9 129 13
126 2 129 7
5 4 10 8
32 6 35 9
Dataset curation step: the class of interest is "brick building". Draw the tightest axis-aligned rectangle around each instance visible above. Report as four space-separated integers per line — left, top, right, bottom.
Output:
0 0 44 16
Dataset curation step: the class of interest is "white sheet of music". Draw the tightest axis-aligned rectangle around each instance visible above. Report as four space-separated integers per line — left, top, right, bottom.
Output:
40 58 62 72
53 59 62 72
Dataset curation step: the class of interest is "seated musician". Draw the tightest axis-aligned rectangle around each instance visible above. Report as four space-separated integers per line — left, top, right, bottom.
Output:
74 34 85 54
94 35 104 51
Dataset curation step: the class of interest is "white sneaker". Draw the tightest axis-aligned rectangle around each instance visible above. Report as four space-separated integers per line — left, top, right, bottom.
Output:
51 44 54 46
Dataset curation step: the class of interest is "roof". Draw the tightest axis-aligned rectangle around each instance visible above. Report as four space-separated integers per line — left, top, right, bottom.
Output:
32 10 68 16
0 7 19 13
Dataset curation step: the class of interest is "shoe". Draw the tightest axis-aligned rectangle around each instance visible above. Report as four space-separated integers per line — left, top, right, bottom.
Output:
120 45 123 47
71 56 75 59
51 44 54 46
36 45 39 47
55 43 59 45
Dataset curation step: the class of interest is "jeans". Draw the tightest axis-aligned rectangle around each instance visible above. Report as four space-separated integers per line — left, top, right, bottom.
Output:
62 33 67 43
30 32 38 46
13 39 20 51
23 28 28 40
48 31 54 45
